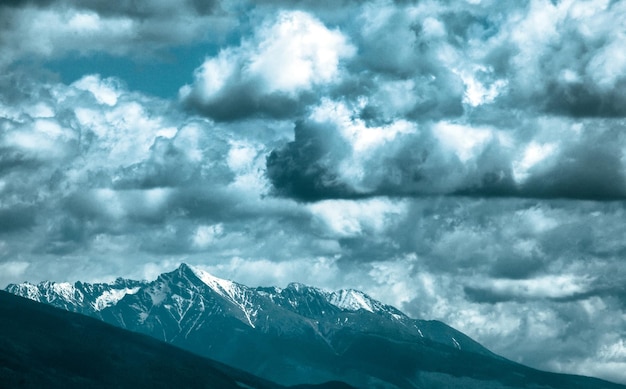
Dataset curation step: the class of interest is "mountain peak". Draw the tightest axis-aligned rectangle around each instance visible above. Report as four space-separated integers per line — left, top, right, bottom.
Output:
177 263 257 328
6 277 145 314
286 282 316 292
329 289 375 313
178 263 238 298
177 262 193 272
5 269 623 389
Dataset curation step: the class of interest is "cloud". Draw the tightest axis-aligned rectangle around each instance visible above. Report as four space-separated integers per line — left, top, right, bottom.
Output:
520 129 626 200
180 10 355 120
259 0 626 203
496 0 626 117
0 0 233 68
0 73 192 252
464 275 594 304
4 0 626 385
0 70 317 272
307 198 407 239
268 101 626 201
267 99 517 201
266 117 359 200
2 67 626 385
0 261 30 290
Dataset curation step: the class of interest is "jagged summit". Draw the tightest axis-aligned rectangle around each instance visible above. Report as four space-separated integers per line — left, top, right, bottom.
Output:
176 263 397 317
179 263 240 296
6 276 145 314
3 263 498 387
7 263 624 389
329 289 376 313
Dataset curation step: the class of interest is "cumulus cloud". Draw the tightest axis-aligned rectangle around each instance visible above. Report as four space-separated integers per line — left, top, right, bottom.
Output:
257 0 626 201
267 99 516 200
0 74 180 254
180 10 355 120
497 0 626 117
0 70 316 279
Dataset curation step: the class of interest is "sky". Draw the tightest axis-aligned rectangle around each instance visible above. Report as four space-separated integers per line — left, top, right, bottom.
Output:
1 0 626 384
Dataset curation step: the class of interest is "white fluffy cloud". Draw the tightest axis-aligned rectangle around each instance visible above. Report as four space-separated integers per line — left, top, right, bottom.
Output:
245 11 355 94
308 198 407 238
179 10 355 119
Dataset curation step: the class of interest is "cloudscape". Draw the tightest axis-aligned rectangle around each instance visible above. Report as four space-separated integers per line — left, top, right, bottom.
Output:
2 0 626 384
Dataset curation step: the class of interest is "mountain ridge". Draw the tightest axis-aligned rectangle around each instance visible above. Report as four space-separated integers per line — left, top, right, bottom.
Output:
6 263 625 389
0 290 289 389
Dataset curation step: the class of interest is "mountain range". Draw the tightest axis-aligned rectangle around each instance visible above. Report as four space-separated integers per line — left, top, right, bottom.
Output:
0 289 353 389
6 263 625 389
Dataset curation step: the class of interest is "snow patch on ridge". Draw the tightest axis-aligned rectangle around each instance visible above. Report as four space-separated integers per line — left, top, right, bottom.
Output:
94 287 141 311
187 264 257 328
190 265 238 300
8 283 41 301
147 283 169 306
51 282 77 301
329 289 375 313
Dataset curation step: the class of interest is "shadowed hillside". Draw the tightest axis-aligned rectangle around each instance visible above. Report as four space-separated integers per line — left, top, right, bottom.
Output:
0 290 352 389
6 265 626 389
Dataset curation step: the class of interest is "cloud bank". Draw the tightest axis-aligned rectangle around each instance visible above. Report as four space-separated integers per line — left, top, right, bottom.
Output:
2 0 626 384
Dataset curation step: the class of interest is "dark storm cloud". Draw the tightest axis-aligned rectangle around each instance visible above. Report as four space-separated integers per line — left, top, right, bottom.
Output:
521 138 626 200
489 254 546 280
0 147 41 174
0 206 36 233
182 86 316 122
542 79 626 118
463 286 512 304
0 0 56 8
465 277 626 306
267 115 626 202
266 116 517 201
266 120 360 201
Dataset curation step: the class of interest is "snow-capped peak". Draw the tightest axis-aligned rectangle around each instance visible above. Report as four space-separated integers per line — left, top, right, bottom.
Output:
6 278 145 314
6 282 41 301
50 282 77 300
329 289 375 313
184 264 257 327
185 264 238 300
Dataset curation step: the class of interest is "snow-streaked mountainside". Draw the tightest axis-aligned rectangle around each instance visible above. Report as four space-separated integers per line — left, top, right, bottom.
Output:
7 263 485 354
6 277 145 315
6 263 625 389
0 290 293 389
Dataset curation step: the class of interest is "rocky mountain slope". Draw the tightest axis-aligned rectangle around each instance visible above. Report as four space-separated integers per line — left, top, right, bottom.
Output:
7 263 625 389
0 290 303 389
